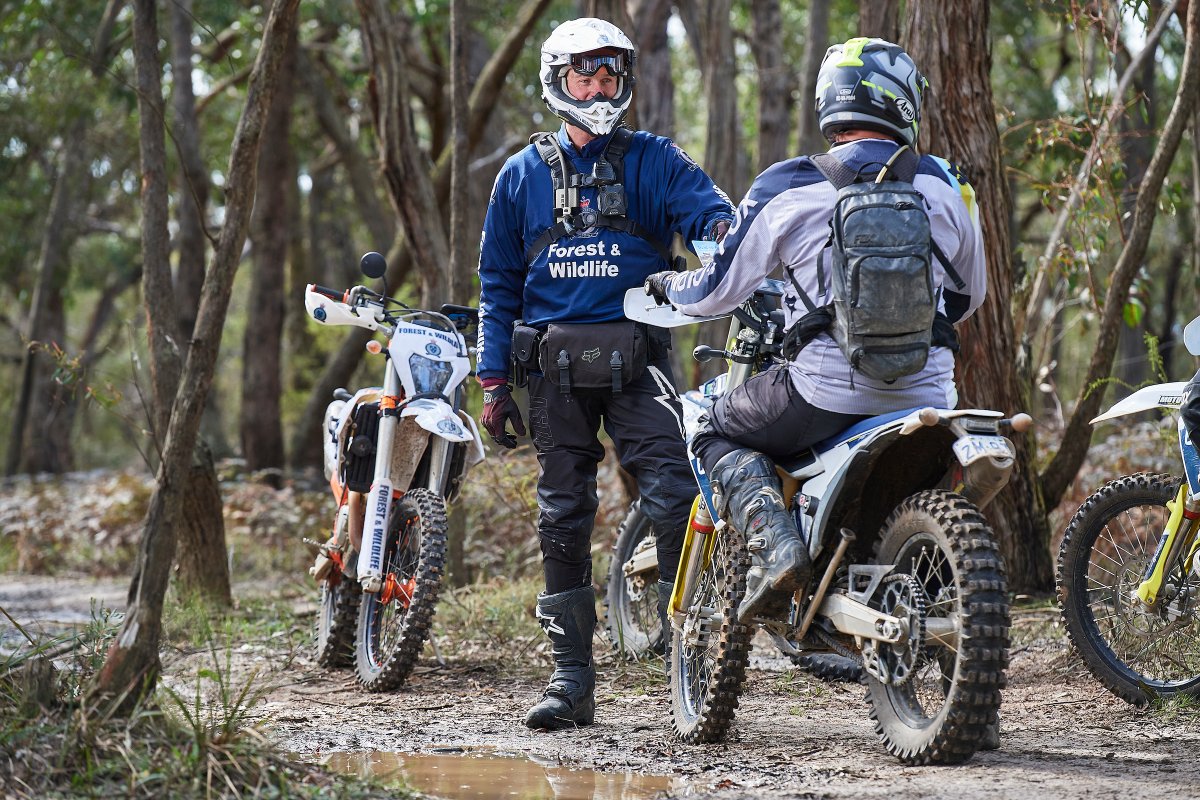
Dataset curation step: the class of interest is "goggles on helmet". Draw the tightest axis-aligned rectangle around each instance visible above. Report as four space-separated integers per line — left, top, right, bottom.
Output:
569 52 628 77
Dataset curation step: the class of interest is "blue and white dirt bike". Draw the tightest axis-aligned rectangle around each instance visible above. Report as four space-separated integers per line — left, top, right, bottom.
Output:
304 252 484 692
1057 315 1200 705
624 280 1028 764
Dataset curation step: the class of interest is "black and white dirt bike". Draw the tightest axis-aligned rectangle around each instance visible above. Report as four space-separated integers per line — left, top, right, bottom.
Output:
304 252 484 692
624 281 1027 764
1057 315 1200 705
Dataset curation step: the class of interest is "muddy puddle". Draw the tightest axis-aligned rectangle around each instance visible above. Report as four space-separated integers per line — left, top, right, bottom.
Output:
322 747 685 799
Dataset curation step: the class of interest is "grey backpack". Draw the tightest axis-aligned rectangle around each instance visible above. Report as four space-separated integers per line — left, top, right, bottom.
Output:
787 146 964 382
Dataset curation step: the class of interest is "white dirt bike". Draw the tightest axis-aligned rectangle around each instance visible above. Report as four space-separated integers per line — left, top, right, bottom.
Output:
304 252 484 692
625 281 1028 764
1057 315 1200 704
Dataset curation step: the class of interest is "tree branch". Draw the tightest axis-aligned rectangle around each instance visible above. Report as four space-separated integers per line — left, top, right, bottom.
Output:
1039 0 1200 509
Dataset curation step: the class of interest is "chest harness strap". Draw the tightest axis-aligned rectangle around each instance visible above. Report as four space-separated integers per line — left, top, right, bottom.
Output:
524 129 676 267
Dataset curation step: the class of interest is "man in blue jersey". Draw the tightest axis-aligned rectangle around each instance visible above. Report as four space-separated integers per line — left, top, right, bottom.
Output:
645 38 988 622
475 18 734 731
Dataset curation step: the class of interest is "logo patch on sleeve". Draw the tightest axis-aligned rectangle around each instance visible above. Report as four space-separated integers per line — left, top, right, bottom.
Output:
672 144 699 171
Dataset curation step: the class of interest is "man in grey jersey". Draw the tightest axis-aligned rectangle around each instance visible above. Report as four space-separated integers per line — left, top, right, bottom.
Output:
645 38 987 621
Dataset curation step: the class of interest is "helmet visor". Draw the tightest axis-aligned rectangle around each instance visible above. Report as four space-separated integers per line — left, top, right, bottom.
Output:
570 52 628 77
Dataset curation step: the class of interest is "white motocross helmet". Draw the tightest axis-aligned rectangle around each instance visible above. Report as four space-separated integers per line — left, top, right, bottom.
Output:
539 18 636 137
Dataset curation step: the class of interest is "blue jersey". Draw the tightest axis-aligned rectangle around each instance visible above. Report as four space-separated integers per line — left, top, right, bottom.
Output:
476 126 734 381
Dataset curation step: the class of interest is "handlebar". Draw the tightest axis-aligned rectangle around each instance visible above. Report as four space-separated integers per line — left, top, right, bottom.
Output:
310 284 345 302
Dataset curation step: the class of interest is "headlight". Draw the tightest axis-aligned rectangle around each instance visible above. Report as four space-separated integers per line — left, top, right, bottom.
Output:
408 354 454 395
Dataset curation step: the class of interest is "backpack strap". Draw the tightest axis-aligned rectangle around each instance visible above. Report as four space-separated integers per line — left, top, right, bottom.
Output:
812 145 921 187
811 152 859 189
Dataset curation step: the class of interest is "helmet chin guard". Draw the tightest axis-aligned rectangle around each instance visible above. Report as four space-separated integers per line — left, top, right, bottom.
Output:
540 18 636 137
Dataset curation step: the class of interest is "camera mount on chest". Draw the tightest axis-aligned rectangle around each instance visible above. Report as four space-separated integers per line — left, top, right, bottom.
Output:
525 128 673 267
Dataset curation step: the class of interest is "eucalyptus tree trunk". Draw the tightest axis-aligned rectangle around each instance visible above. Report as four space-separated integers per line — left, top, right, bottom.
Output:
629 0 674 138
169 0 210 347
448 0 471 586
168 0 233 603
358 0 451 306
905 0 1052 591
859 0 900 41
241 17 298 483
89 0 300 714
798 0 831 155
678 0 741 384
751 0 790 172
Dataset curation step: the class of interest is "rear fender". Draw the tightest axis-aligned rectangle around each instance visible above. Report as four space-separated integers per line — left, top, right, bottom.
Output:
806 426 956 561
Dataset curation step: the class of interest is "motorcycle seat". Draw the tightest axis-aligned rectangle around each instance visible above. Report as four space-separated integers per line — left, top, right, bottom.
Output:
815 406 923 453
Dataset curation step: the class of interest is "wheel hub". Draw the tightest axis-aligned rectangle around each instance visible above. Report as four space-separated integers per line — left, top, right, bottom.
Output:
863 573 927 687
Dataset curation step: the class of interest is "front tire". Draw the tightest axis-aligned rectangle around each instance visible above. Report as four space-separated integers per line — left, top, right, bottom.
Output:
1057 473 1200 704
868 490 1009 765
669 526 753 743
355 488 447 691
605 501 664 658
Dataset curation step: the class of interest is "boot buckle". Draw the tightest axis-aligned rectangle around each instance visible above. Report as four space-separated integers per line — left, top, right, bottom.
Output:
747 536 767 552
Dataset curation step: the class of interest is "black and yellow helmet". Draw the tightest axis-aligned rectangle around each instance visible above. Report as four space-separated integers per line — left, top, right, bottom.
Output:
816 38 928 148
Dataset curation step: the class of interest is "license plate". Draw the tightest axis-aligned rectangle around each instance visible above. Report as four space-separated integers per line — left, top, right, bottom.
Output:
952 435 1015 466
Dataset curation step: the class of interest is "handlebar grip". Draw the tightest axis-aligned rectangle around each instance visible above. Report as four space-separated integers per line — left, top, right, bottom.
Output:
310 284 344 301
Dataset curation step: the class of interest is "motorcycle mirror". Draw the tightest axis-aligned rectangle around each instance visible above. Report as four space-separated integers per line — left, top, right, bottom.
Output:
1185 315 1200 357
360 252 387 280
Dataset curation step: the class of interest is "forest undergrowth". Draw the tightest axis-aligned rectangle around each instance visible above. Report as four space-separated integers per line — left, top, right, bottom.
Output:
0 418 1189 796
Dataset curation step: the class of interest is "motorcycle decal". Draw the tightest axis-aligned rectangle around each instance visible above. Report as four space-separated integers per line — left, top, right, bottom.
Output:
425 341 442 356
364 478 394 580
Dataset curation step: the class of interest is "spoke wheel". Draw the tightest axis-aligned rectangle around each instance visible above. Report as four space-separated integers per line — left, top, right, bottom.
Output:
669 526 753 743
1057 473 1200 704
868 490 1009 765
605 501 664 658
316 569 361 668
355 488 447 692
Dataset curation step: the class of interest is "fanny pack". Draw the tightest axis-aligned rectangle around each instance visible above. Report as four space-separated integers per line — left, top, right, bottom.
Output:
538 320 647 394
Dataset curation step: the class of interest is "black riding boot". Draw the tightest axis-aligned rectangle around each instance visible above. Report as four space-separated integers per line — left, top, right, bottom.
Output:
525 586 596 730
710 448 811 620
656 579 673 670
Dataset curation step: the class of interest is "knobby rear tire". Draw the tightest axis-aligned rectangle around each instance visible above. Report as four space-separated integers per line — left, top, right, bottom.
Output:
868 490 1009 765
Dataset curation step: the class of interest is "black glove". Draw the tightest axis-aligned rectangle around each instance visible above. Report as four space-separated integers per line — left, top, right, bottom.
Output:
480 382 526 449
644 271 676 305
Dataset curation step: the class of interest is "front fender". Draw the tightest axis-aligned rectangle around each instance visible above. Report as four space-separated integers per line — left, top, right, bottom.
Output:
400 398 475 443
1091 382 1188 423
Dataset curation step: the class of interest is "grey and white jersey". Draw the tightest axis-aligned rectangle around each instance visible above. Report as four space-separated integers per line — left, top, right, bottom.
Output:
667 138 986 415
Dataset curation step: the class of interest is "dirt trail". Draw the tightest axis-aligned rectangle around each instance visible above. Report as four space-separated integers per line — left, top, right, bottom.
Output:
7 579 1198 799
263 624 1199 800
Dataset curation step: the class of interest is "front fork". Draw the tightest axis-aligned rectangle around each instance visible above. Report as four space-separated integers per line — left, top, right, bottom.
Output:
359 368 402 593
1134 485 1200 607
669 497 718 625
